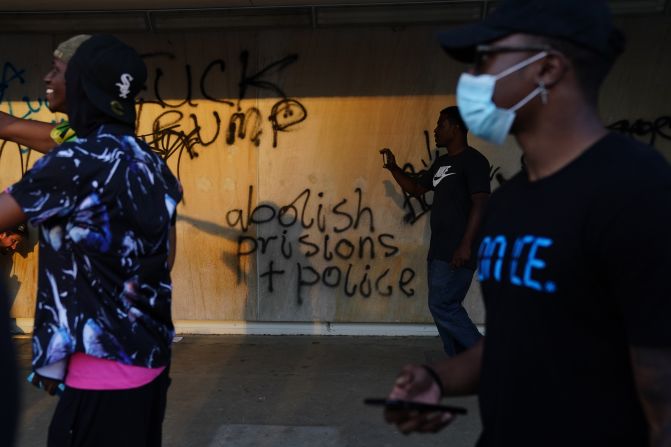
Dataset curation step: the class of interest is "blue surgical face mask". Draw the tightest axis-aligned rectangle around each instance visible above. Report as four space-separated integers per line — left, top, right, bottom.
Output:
456 51 548 145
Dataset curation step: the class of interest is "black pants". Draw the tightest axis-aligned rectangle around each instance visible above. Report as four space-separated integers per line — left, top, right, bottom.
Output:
48 367 170 447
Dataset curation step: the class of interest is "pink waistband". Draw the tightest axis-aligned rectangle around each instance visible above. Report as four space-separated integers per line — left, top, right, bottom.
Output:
65 353 166 390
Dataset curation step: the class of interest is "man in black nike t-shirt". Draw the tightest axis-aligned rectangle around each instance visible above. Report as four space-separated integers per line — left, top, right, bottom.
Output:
381 106 490 356
384 1 671 446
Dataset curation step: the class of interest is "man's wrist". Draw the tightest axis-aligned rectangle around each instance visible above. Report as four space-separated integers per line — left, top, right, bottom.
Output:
457 239 473 250
421 364 445 398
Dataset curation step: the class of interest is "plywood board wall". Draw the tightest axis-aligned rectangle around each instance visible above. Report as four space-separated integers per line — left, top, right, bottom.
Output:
2 17 670 324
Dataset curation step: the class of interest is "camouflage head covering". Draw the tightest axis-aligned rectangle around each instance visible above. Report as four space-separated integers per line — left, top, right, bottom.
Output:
53 34 92 63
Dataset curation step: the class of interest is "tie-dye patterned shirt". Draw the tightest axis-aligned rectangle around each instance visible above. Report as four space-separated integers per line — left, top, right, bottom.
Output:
9 124 182 370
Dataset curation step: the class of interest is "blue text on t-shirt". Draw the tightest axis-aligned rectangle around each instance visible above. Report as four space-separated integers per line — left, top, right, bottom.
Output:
478 234 556 294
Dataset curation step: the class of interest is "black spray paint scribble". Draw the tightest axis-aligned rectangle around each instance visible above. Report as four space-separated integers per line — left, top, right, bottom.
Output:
607 116 671 146
0 140 32 176
137 51 308 178
0 61 58 176
399 115 669 225
228 185 417 304
0 61 26 104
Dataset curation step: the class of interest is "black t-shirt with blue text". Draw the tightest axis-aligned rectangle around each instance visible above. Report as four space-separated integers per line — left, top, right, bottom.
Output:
419 147 491 269
476 133 671 447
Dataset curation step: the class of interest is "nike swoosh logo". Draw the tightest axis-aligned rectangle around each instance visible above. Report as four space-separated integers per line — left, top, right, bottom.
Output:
433 172 455 187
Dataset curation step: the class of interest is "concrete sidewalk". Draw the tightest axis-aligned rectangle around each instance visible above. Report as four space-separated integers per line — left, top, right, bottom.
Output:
14 335 482 447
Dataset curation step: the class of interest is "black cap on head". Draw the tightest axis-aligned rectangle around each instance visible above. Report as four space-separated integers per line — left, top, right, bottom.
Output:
438 0 625 63
67 34 146 126
8 223 27 237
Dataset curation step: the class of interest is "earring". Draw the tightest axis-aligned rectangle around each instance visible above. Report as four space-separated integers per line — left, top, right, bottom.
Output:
539 81 549 105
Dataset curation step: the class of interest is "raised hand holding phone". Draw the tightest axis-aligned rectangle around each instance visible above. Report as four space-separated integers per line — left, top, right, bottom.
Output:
379 148 396 170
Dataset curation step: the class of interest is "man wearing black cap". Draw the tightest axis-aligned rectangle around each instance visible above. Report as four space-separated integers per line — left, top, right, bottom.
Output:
0 223 27 257
0 223 29 336
385 1 671 446
0 35 182 447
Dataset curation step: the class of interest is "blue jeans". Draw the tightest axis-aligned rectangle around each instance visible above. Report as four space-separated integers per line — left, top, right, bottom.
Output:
427 259 482 356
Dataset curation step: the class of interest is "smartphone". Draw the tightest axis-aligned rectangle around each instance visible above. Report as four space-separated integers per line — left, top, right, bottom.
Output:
364 398 467 414
27 372 66 396
381 151 389 167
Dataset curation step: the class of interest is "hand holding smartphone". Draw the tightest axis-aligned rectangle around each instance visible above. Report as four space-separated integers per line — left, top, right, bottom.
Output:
379 148 395 169
381 150 389 167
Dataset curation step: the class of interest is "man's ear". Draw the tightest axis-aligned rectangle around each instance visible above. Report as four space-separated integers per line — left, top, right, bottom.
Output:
537 52 569 89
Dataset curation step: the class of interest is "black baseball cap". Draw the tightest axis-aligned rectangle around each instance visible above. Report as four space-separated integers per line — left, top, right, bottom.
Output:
67 34 146 125
438 0 625 63
8 223 27 237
